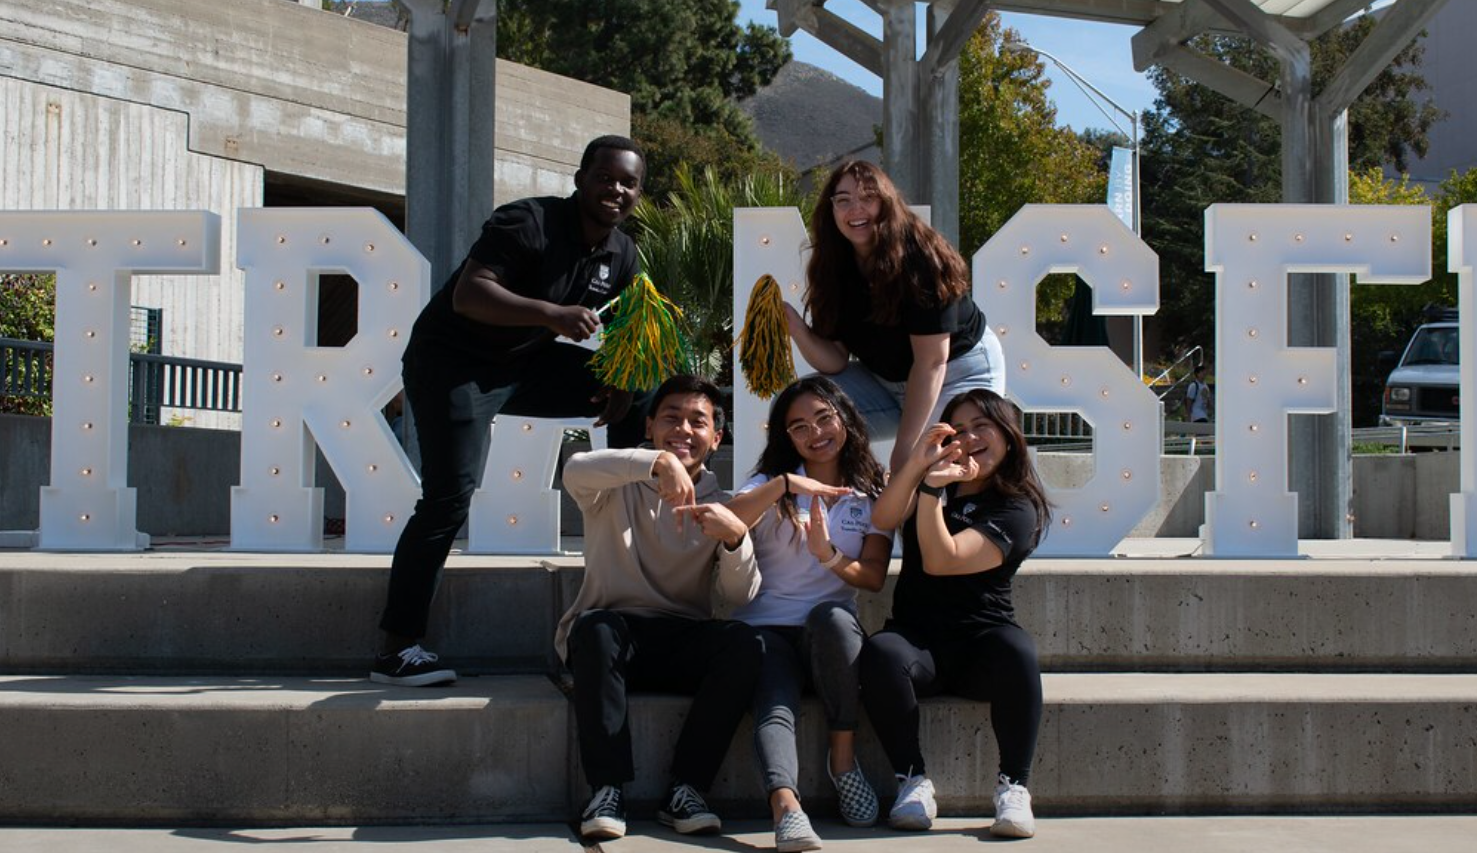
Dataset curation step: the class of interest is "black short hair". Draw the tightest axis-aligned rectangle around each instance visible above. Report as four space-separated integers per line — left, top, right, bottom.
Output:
648 374 727 433
581 135 645 172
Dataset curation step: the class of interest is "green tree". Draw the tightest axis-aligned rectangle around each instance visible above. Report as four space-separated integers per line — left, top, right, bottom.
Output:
0 273 56 415
633 112 796 201
1346 169 1439 425
957 14 1106 330
1141 20 1442 361
497 0 791 192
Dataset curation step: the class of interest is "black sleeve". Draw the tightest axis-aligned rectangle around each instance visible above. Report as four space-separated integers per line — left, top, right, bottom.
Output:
465 202 544 292
972 498 1038 565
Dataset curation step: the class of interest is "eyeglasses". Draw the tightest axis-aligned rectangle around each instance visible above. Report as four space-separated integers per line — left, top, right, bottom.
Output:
830 192 879 210
787 410 841 440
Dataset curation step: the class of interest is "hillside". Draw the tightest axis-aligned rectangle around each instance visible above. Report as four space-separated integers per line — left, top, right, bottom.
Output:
740 61 882 174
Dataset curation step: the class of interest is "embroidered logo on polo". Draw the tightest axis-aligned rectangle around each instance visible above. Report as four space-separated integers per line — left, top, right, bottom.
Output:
587 263 614 297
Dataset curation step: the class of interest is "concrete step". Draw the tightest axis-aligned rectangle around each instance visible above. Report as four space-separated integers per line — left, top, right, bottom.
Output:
4 550 1476 674
3 673 1475 824
4 816 1477 853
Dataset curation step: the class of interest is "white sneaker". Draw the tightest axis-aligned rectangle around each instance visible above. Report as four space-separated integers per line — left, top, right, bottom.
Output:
990 774 1036 838
888 773 937 831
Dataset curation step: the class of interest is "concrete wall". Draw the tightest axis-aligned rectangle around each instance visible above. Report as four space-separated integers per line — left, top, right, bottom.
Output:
0 76 264 430
2 414 1462 541
0 0 630 203
0 0 631 426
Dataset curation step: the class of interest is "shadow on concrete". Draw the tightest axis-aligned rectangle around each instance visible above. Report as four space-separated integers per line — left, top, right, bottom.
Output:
168 825 576 844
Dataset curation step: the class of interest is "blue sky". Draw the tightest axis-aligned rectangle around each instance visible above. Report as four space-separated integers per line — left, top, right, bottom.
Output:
737 0 1159 137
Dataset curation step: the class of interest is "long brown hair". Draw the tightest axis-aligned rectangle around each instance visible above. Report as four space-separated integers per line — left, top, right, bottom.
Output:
804 160 971 338
941 389 1053 544
753 376 886 531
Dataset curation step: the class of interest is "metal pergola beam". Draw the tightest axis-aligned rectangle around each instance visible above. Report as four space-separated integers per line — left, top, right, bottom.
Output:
1131 0 1232 70
1317 0 1445 115
920 0 992 78
1154 43 1284 120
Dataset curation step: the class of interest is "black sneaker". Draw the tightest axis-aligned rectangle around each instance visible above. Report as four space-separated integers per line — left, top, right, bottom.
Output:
657 782 721 834
580 785 626 840
369 644 456 687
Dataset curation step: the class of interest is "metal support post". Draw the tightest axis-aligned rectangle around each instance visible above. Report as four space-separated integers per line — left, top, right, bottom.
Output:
400 0 498 291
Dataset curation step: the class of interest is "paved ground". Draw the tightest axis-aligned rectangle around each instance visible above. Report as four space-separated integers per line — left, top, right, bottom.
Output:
4 816 1477 853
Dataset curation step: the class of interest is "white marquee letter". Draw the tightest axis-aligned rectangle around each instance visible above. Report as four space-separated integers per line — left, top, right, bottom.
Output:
732 207 815 480
0 212 220 551
1448 205 1477 556
977 205 1161 556
1204 204 1430 557
230 209 428 552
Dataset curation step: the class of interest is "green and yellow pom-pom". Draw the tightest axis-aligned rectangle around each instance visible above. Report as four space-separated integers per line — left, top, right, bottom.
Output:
737 274 796 399
588 273 693 391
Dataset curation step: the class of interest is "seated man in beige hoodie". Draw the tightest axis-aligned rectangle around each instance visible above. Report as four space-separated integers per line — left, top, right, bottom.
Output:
555 374 762 843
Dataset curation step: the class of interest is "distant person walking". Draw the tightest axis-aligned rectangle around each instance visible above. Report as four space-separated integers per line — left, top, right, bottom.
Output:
1183 363 1212 423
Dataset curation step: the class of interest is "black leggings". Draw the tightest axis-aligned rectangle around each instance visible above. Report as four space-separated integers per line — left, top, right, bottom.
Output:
860 622 1042 784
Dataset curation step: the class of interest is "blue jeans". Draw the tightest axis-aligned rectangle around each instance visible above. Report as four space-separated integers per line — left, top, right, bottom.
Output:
829 327 1005 442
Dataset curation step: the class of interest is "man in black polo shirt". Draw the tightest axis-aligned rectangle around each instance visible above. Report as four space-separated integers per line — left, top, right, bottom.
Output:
372 135 649 686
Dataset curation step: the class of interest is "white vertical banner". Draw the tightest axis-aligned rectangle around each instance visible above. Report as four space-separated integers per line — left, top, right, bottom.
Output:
230 209 428 553
1107 146 1135 231
0 211 220 551
1203 204 1430 557
975 205 1161 556
1448 205 1477 557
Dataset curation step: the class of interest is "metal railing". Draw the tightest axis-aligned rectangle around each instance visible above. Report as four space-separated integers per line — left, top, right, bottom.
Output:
1 337 242 424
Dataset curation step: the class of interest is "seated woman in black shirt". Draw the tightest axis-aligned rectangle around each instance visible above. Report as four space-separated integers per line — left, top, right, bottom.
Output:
864 389 1051 838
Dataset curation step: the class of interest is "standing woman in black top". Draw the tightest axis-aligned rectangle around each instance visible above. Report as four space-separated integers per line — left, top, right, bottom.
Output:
784 160 1004 473
864 388 1051 838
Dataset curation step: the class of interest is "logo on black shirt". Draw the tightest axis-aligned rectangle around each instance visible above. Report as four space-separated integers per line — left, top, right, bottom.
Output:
589 263 613 297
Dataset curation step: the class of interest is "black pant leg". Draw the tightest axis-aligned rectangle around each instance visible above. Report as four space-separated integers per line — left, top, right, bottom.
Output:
859 626 943 777
625 616 765 792
379 368 511 639
567 609 639 788
949 625 1043 785
501 341 652 449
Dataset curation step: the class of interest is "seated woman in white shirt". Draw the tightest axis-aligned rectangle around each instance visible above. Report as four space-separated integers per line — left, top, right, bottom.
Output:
726 376 895 852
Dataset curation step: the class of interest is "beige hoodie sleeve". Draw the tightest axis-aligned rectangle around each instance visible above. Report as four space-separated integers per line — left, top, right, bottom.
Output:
712 521 760 606
562 448 664 512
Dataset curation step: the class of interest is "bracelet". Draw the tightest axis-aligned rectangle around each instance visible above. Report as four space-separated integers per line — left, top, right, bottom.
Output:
782 473 791 495
918 482 945 498
820 544 847 569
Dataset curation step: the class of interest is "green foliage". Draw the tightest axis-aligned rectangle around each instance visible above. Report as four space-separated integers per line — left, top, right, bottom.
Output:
1345 165 1477 425
497 0 790 172
957 15 1106 331
0 273 55 341
0 273 56 415
1346 168 1441 426
628 164 807 384
1142 22 1441 363
633 112 798 202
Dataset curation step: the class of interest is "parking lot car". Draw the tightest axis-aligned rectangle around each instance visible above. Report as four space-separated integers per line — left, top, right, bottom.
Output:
1381 315 1459 426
